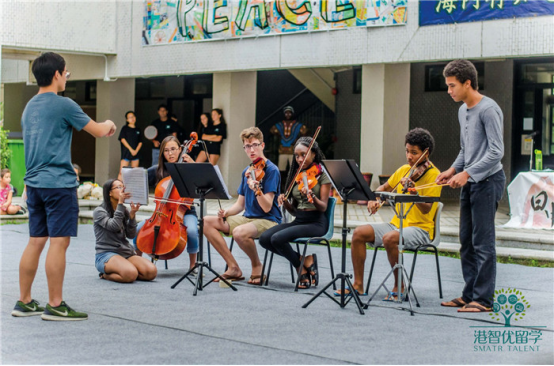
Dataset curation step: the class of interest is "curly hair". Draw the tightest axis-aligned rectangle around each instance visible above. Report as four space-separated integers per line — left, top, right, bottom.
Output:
284 137 326 192
443 59 479 91
405 128 435 156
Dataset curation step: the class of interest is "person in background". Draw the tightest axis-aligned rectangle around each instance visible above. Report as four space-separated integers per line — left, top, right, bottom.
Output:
147 105 178 167
0 169 25 215
118 111 143 180
196 109 226 165
270 106 307 175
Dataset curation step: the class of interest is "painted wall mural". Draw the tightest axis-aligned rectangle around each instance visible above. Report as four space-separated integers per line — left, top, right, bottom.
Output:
142 0 408 45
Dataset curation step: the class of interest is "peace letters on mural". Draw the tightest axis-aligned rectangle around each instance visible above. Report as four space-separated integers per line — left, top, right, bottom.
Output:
420 0 554 26
143 0 408 45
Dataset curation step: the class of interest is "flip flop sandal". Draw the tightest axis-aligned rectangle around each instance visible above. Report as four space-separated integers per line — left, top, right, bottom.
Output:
248 274 267 286
383 292 398 302
333 286 368 297
458 303 491 313
297 273 311 289
214 275 245 283
441 297 467 308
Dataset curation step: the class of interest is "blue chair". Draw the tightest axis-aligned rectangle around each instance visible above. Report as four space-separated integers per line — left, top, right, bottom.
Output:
264 197 337 291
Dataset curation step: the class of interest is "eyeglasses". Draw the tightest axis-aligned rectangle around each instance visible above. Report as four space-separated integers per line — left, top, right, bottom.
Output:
111 185 124 191
243 143 262 150
65 71 71 80
164 147 180 154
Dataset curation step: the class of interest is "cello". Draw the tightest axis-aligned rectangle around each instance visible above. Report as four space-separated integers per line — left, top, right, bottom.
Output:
136 133 197 261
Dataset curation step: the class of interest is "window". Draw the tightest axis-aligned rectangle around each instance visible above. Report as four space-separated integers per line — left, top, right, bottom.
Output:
425 62 485 92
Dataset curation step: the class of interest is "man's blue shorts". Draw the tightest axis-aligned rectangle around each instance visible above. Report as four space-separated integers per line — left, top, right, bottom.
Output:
26 187 79 237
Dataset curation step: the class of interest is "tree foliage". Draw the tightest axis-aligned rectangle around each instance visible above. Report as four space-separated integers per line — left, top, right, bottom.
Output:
0 127 11 170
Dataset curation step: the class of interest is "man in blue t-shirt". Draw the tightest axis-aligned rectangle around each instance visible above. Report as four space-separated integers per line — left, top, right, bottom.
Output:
204 127 282 285
11 52 116 321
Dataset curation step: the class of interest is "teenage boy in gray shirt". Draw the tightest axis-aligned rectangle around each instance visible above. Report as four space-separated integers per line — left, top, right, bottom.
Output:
437 59 505 313
11 52 116 321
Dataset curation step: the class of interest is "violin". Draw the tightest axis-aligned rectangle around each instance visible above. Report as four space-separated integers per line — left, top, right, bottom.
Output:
401 149 430 194
136 133 197 261
295 164 321 203
284 126 322 200
245 158 266 196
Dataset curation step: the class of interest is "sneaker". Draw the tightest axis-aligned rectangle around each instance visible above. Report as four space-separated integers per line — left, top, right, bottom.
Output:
11 299 44 317
41 301 88 321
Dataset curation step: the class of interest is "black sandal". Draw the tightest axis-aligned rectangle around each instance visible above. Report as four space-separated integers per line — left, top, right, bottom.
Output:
298 273 311 289
305 253 319 287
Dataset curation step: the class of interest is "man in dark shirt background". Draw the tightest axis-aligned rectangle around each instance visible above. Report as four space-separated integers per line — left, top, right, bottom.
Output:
147 104 178 166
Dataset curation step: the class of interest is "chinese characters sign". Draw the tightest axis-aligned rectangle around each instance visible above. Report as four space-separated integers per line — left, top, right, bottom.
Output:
502 171 554 230
143 0 407 45
420 0 554 26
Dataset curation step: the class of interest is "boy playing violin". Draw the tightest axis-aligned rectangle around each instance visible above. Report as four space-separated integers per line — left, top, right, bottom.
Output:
336 128 442 300
203 127 282 285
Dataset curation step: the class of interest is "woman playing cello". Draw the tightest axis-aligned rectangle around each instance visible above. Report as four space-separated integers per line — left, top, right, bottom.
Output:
134 136 200 272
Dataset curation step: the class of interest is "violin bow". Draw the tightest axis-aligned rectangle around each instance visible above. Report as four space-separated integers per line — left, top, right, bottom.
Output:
283 126 322 200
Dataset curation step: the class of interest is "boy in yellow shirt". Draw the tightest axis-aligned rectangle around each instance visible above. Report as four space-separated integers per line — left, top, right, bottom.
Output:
338 128 442 300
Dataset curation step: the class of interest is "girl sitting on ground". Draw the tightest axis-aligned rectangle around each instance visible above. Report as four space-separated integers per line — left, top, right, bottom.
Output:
93 179 157 283
0 169 24 215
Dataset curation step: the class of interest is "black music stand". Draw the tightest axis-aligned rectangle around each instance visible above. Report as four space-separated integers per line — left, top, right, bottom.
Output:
302 160 375 315
165 162 236 295
364 192 439 315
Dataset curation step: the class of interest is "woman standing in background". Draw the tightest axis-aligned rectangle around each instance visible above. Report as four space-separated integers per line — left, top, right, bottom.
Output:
118 111 143 179
196 109 226 165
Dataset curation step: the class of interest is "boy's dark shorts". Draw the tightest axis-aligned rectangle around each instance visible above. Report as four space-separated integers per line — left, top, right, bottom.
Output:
27 187 79 237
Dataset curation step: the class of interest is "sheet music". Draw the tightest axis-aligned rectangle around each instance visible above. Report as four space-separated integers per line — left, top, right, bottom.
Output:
213 165 232 199
121 167 149 205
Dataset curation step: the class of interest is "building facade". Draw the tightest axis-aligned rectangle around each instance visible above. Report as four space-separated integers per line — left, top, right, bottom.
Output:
2 0 553 198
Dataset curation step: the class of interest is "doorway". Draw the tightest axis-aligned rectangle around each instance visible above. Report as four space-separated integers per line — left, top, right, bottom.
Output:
512 58 554 178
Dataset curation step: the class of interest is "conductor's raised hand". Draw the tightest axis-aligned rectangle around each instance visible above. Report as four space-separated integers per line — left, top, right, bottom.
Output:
105 120 117 137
